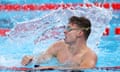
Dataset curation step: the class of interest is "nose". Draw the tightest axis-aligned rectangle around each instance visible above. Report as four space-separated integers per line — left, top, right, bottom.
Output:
64 30 68 34
63 25 68 34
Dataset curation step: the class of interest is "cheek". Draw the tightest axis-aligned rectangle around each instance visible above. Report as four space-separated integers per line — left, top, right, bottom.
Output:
65 32 77 39
69 33 76 39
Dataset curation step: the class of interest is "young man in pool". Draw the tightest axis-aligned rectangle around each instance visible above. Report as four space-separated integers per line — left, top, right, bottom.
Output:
21 16 97 70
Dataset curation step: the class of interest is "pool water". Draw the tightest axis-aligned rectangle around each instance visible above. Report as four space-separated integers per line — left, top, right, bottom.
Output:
0 0 120 72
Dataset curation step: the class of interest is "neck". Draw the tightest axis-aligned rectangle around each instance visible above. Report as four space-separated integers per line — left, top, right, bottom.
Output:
68 38 87 55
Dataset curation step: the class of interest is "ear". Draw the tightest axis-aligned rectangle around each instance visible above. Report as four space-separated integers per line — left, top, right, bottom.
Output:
77 31 83 37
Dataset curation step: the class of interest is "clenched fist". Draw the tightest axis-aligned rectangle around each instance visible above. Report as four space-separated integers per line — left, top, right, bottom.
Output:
21 55 33 66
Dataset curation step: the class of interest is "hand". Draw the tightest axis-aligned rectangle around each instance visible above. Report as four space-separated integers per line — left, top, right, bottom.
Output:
21 55 33 66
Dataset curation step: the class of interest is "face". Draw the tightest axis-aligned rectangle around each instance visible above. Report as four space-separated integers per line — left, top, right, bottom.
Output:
64 23 82 44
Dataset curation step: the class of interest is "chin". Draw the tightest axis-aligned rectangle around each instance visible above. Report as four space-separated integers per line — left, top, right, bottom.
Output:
64 39 70 44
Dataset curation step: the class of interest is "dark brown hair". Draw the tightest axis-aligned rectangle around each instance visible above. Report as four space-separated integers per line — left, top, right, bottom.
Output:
69 16 91 40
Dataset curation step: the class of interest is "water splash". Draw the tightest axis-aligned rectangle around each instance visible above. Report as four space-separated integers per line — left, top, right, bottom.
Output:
8 6 112 50
0 5 112 66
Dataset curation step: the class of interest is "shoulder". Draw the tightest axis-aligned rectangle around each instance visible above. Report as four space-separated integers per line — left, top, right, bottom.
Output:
51 40 66 48
86 48 97 61
46 40 66 54
90 48 97 59
81 48 97 68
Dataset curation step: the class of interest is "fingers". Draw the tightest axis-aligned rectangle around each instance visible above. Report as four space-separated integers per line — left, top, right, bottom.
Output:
21 55 33 66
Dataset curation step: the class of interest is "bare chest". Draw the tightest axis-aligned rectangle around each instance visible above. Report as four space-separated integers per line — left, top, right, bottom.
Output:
56 49 84 66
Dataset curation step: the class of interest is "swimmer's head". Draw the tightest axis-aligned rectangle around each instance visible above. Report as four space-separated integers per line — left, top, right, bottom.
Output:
68 16 91 40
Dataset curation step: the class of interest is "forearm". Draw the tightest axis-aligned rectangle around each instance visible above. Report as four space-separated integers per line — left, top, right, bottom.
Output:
35 53 52 64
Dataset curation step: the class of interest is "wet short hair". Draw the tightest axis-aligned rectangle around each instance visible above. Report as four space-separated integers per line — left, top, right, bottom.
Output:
69 16 91 40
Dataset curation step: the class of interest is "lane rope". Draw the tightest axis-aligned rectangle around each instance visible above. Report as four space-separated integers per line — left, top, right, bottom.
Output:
0 66 120 71
0 3 120 11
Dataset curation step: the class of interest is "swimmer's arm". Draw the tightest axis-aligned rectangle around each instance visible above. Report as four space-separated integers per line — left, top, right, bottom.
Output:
21 55 34 66
35 41 60 64
21 41 59 66
21 40 62 66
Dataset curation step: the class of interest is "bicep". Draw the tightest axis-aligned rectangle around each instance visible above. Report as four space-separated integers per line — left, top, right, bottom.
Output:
45 40 64 56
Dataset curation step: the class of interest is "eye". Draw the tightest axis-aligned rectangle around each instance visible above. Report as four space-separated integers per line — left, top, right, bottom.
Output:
66 26 72 32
